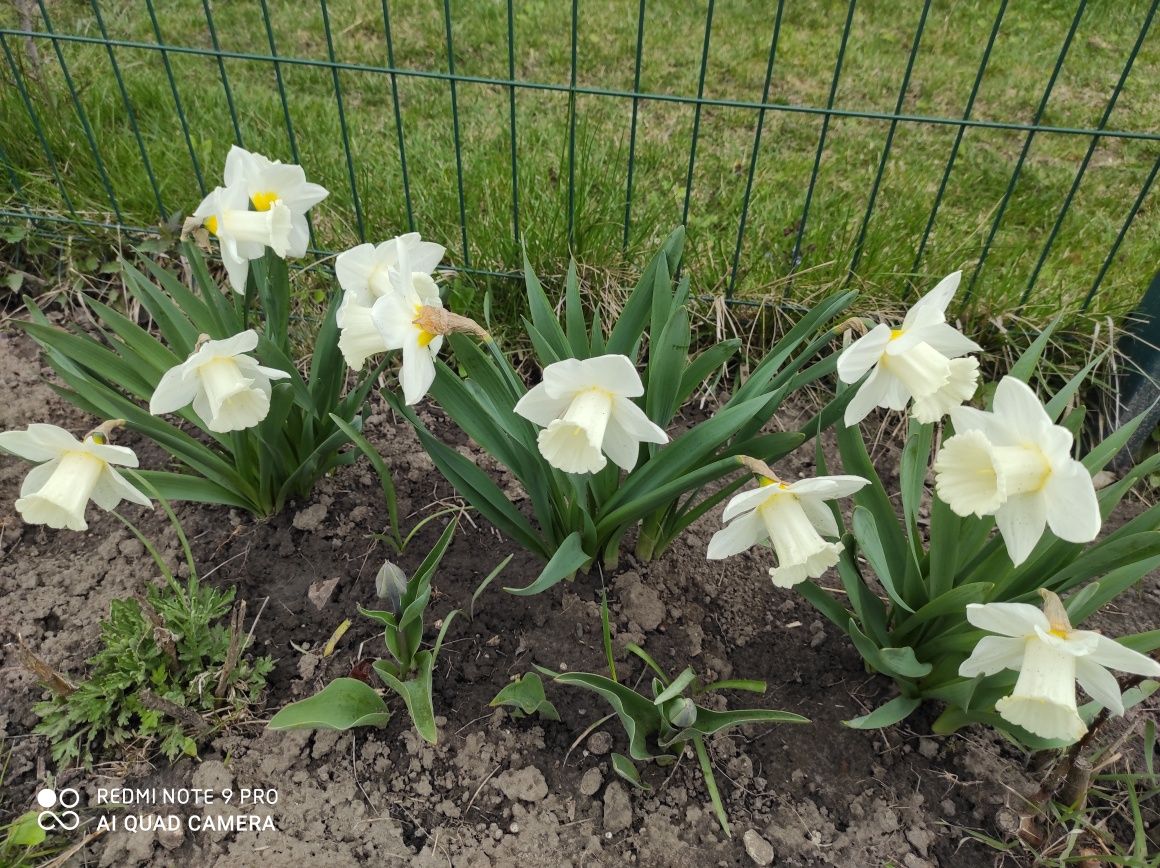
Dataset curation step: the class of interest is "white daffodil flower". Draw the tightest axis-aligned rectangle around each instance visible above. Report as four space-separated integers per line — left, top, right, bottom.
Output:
513 355 669 475
959 590 1160 743
336 233 446 308
192 183 293 294
837 271 981 426
150 330 290 433
335 234 446 371
0 421 150 531
706 465 868 587
223 145 329 258
933 376 1100 566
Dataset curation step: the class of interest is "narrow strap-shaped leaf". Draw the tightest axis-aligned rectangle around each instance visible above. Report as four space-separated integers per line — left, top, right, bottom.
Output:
677 339 740 406
137 255 216 335
652 668 697 706
412 516 460 586
1007 316 1059 385
121 260 200 355
606 228 684 357
1045 351 1107 422
181 241 240 335
536 668 663 762
563 258 589 357
893 582 994 645
133 471 250 509
852 507 914 614
522 244 571 362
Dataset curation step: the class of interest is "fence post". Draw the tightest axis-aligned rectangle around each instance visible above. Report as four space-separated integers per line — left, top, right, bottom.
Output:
1114 273 1160 470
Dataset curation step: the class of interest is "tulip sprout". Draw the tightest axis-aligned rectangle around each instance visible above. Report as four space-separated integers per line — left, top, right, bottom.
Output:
269 518 467 743
535 634 807 836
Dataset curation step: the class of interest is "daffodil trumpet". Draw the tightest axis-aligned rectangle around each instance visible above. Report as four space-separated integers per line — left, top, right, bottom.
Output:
0 420 151 531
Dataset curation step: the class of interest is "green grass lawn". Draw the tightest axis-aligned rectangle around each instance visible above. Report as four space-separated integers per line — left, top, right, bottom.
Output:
2 0 1158 330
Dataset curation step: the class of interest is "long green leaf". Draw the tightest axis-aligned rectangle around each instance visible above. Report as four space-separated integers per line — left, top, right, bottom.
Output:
505 531 589 596
844 695 921 729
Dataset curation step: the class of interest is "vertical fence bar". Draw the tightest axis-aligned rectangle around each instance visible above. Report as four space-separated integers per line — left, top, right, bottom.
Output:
320 0 366 243
680 0 715 229
34 0 121 222
259 0 302 165
259 0 316 247
622 0 647 250
791 0 857 271
1021 0 1158 305
910 0 1006 294
145 0 206 197
0 33 76 219
1082 152 1160 311
201 0 244 146
727 0 785 298
566 0 578 248
506 0 520 246
88 0 166 220
962 0 1088 306
381 0 415 233
442 0 470 267
846 0 931 279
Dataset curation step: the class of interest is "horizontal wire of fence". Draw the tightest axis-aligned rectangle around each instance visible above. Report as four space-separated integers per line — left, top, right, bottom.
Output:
1 0 1157 317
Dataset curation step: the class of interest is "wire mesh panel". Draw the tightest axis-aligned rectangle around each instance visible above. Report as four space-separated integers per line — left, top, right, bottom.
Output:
1 0 1158 318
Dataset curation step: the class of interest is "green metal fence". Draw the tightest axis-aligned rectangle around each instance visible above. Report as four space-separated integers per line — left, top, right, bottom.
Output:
1 0 1158 317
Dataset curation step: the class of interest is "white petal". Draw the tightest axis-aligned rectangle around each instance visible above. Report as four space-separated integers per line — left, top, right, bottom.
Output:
911 356 978 423
995 492 1047 566
19 459 59 496
843 366 891 426
371 292 415 350
797 495 840 538
1043 460 1101 544
409 272 443 307
600 415 643 472
223 248 250 294
399 336 436 405
0 424 81 462
706 511 766 559
836 324 892 383
959 635 1026 677
205 330 260 359
721 486 775 522
406 241 446 275
901 270 960 330
609 397 668 444
150 363 199 415
992 377 1052 439
222 145 253 186
543 355 644 399
786 475 869 500
90 466 151 510
965 601 1049 637
995 695 1087 743
84 442 140 468
908 322 981 359
336 243 378 295
513 383 572 427
1073 658 1124 715
770 541 843 587
1084 634 1160 677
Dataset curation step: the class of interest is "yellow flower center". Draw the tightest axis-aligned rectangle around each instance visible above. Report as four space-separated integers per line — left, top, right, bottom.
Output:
1048 628 1069 640
203 215 219 235
250 191 280 211
417 330 437 348
757 477 790 490
889 328 904 340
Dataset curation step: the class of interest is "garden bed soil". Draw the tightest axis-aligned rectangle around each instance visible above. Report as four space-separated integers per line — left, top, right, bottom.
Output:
1 327 1157 867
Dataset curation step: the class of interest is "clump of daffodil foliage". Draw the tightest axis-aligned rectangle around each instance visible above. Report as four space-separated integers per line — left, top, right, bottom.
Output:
34 575 271 767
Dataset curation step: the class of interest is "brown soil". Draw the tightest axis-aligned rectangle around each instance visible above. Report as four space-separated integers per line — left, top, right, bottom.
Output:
1 327 1157 867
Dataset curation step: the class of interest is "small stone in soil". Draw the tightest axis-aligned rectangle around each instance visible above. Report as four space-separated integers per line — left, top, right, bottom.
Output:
579 766 603 797
587 731 613 755
292 502 328 531
917 738 938 759
622 582 665 632
307 577 340 610
743 829 775 866
602 782 632 833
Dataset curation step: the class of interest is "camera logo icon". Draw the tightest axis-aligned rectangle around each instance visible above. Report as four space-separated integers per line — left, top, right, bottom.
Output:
36 788 81 831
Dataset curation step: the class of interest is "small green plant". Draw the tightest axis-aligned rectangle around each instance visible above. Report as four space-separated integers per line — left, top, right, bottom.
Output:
269 517 468 743
534 598 807 836
31 488 272 767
